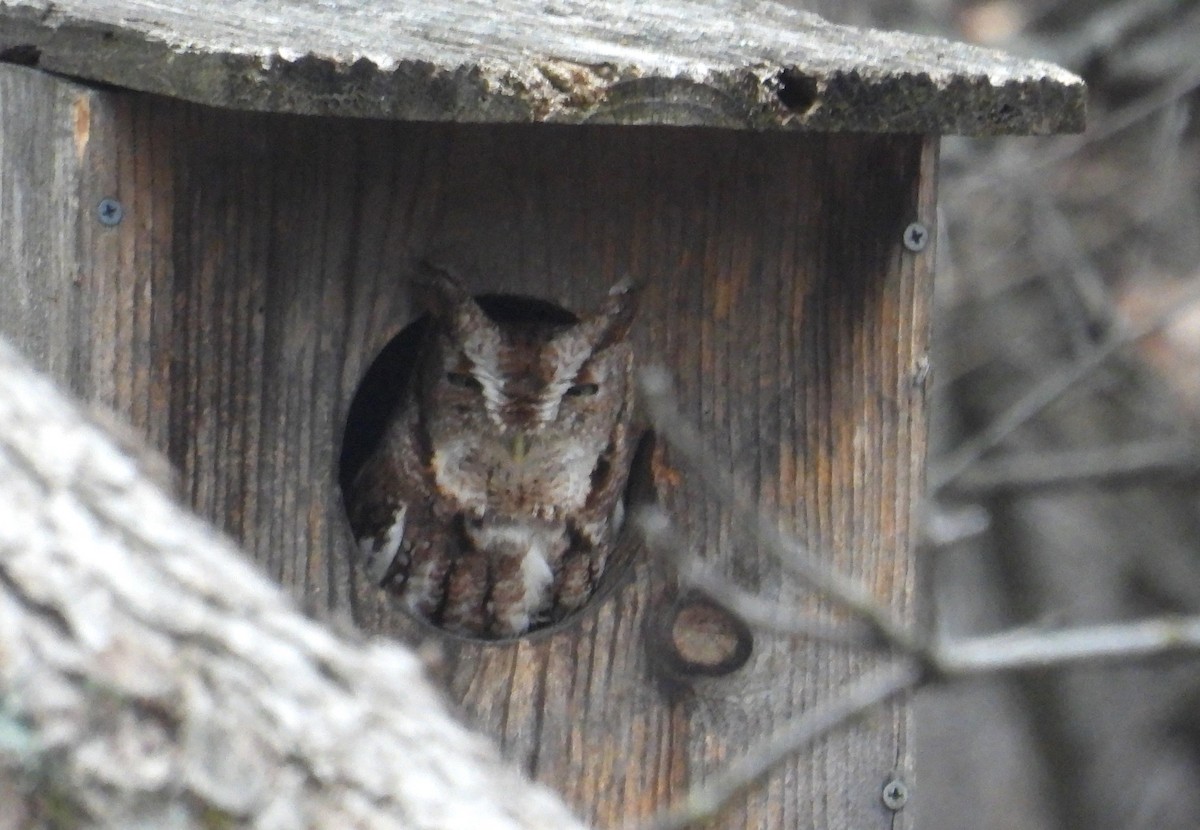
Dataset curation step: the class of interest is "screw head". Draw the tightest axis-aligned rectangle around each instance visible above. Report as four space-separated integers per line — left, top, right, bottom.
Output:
97 198 124 226
902 222 928 252
881 777 909 811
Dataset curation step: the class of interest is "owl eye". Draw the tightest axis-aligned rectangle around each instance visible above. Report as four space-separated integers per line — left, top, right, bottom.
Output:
566 382 599 397
446 371 482 391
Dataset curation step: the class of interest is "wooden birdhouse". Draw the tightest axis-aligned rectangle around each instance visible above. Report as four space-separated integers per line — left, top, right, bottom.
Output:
0 1 1083 827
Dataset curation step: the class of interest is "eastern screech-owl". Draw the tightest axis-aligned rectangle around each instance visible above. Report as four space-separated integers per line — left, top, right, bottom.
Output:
348 265 639 638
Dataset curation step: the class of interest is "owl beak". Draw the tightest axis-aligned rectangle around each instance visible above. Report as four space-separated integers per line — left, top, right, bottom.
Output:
509 433 529 462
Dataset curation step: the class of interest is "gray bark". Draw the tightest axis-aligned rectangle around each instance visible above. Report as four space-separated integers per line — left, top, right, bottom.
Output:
0 335 586 830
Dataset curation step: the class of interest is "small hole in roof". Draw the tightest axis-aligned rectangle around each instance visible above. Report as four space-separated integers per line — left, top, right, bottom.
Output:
774 69 819 113
0 44 41 67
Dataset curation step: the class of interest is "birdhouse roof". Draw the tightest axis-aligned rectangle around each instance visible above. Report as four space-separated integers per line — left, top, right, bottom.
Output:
0 0 1084 134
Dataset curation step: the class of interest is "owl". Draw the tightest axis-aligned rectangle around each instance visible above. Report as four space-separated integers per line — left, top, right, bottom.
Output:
348 264 639 638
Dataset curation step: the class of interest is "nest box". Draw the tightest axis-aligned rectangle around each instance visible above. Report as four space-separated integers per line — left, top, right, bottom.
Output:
0 1 1083 827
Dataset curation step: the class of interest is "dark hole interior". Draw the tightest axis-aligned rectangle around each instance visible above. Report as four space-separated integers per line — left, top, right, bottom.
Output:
0 45 42 67
774 68 820 113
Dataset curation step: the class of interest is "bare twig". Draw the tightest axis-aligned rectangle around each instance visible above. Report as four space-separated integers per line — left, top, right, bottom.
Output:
635 603 1200 829
1021 0 1185 68
638 368 922 653
950 57 1200 203
637 660 922 830
1028 192 1115 351
636 369 1200 829
930 280 1200 492
946 438 1200 495
935 616 1200 676
1052 58 1200 159
635 506 873 647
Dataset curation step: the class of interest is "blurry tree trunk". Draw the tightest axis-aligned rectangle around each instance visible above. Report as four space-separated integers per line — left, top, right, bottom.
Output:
0 336 585 830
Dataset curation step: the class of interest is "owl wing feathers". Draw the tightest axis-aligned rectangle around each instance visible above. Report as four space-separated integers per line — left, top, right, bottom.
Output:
440 549 490 634
348 404 438 589
455 521 567 636
556 390 640 614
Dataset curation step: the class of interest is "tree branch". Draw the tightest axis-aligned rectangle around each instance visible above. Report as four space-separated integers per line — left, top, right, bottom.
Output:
635 371 1200 830
934 616 1200 677
638 368 921 654
945 438 1200 495
930 279 1200 492
638 660 922 830
634 505 873 647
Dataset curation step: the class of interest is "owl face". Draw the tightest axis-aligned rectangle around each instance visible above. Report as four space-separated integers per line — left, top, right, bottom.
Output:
416 271 637 521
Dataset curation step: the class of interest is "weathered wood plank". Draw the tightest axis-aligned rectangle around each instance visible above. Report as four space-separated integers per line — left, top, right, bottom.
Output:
0 65 89 387
0 66 176 452
0 64 931 828
0 0 1083 134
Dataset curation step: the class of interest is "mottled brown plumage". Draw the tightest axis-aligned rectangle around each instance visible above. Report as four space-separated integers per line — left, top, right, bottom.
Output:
348 264 638 638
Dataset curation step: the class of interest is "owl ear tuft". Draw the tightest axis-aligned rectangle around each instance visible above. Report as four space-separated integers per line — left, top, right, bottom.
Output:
587 277 640 350
413 261 473 317
412 262 493 340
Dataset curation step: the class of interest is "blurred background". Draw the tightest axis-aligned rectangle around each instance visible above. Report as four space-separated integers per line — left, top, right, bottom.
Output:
789 0 1200 827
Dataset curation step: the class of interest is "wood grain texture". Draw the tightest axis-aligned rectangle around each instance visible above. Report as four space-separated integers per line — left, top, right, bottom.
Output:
0 63 934 828
0 0 1083 134
0 65 176 450
0 65 88 388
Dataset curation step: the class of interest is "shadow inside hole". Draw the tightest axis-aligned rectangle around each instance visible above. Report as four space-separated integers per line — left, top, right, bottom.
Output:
338 317 427 495
773 67 819 113
339 292 657 641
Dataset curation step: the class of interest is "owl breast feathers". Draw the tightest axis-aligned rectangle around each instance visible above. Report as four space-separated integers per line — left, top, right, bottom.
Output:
348 265 639 638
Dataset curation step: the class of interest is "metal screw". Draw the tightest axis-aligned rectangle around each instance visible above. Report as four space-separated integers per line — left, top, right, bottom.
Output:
902 221 928 252
881 777 909 811
97 198 123 226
